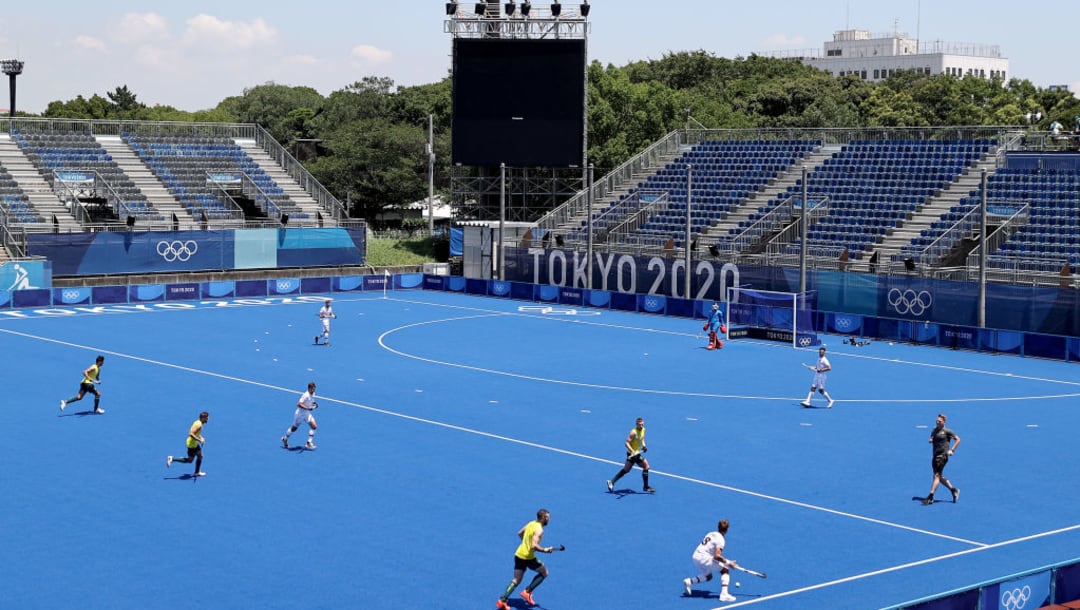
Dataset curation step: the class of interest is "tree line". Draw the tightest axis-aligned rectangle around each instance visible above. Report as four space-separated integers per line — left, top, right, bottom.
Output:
30 52 1080 223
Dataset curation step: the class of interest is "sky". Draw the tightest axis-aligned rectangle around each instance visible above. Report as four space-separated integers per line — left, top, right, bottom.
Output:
0 0 1076 114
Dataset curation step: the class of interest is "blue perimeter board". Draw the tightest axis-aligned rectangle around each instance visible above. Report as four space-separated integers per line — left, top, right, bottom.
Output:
3 290 1079 610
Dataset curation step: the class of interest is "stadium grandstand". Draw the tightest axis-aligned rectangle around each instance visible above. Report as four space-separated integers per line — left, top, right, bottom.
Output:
0 118 348 264
536 125 1080 287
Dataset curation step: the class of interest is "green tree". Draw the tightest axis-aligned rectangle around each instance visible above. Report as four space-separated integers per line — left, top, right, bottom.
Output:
107 85 143 113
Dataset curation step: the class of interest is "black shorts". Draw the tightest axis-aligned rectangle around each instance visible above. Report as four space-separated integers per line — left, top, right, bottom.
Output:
932 453 949 475
514 556 544 572
625 454 645 467
80 382 100 395
186 446 203 459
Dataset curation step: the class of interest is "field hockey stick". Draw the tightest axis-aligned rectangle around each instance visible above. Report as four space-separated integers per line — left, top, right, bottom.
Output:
549 544 566 552
722 561 767 579
802 363 818 372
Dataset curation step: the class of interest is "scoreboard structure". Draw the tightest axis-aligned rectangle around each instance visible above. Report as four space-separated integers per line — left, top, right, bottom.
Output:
445 2 590 221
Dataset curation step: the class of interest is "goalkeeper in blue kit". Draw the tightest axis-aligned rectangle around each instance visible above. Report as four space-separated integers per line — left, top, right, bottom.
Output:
702 303 726 350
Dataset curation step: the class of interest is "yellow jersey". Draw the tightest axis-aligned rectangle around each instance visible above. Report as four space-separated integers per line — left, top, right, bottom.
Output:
82 364 100 384
515 520 544 560
627 425 645 455
186 419 203 449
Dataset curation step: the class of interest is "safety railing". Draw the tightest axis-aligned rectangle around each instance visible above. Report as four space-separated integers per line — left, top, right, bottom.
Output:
964 202 1030 267
534 130 684 234
602 190 671 242
251 123 347 221
913 205 978 267
2 118 347 222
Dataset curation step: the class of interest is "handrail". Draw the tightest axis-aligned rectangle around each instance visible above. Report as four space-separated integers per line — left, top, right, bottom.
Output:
964 202 1030 266
251 123 347 221
205 171 278 220
603 190 670 241
2 118 346 222
682 125 1015 148
0 206 28 257
913 204 979 267
764 197 832 255
51 169 136 223
534 130 684 233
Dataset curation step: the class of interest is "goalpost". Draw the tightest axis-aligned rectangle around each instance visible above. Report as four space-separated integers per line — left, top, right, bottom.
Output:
725 287 820 348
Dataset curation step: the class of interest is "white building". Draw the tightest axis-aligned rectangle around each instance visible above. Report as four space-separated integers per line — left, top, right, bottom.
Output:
767 29 1008 82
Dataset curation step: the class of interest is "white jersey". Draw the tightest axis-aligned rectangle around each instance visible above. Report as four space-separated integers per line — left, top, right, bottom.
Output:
812 354 831 387
692 531 726 561
319 305 334 331
292 390 317 427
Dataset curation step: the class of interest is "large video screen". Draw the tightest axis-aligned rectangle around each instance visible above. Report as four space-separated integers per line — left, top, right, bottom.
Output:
452 38 585 168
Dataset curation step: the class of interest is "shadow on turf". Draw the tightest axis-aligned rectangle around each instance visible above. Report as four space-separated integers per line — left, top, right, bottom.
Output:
685 589 762 599
58 409 102 418
608 488 654 498
164 473 202 481
282 445 314 453
911 495 956 505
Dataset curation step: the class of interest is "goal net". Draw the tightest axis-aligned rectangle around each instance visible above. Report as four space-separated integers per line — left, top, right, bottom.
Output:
725 287 820 348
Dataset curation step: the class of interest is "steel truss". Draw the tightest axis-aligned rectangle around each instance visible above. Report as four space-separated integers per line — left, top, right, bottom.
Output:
451 166 583 222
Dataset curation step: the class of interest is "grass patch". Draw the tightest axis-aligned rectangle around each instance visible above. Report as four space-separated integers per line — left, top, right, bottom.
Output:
366 237 438 267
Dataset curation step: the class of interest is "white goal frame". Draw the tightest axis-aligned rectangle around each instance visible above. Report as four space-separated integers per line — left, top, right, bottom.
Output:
725 287 816 348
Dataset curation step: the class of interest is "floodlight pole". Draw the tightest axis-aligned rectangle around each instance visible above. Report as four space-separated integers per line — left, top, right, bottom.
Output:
978 169 987 327
799 165 808 294
499 162 506 281
427 114 435 235
586 163 594 289
685 163 692 299
1 59 24 128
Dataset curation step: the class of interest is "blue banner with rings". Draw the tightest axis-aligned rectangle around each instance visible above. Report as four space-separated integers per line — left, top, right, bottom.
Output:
269 278 301 295
985 571 1050 610
27 228 365 276
53 287 91 305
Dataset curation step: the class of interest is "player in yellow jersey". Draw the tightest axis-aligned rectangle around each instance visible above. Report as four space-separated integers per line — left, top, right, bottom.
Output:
606 417 655 493
167 411 209 477
60 355 105 414
496 509 555 609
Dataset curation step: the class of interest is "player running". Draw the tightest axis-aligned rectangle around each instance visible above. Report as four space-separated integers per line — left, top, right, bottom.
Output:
683 518 737 602
60 355 105 414
166 411 209 477
606 417 655 493
282 382 319 450
315 298 337 346
923 413 961 505
496 508 556 610
801 346 835 408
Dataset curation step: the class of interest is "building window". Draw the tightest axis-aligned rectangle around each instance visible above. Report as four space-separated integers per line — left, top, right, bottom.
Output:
827 49 842 57
874 69 880 79
861 70 867 79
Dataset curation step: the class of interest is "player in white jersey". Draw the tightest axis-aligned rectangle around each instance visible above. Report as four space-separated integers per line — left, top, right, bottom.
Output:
801 345 835 408
282 382 318 449
683 519 737 602
315 299 336 346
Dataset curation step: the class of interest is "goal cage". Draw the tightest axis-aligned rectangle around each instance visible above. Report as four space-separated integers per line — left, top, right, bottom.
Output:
724 287 820 348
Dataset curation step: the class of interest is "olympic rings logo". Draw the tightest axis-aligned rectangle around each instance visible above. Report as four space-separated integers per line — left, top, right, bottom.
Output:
887 288 933 316
156 240 198 262
1000 585 1031 610
836 317 853 329
644 297 661 310
62 290 83 301
798 336 814 347
277 280 295 291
